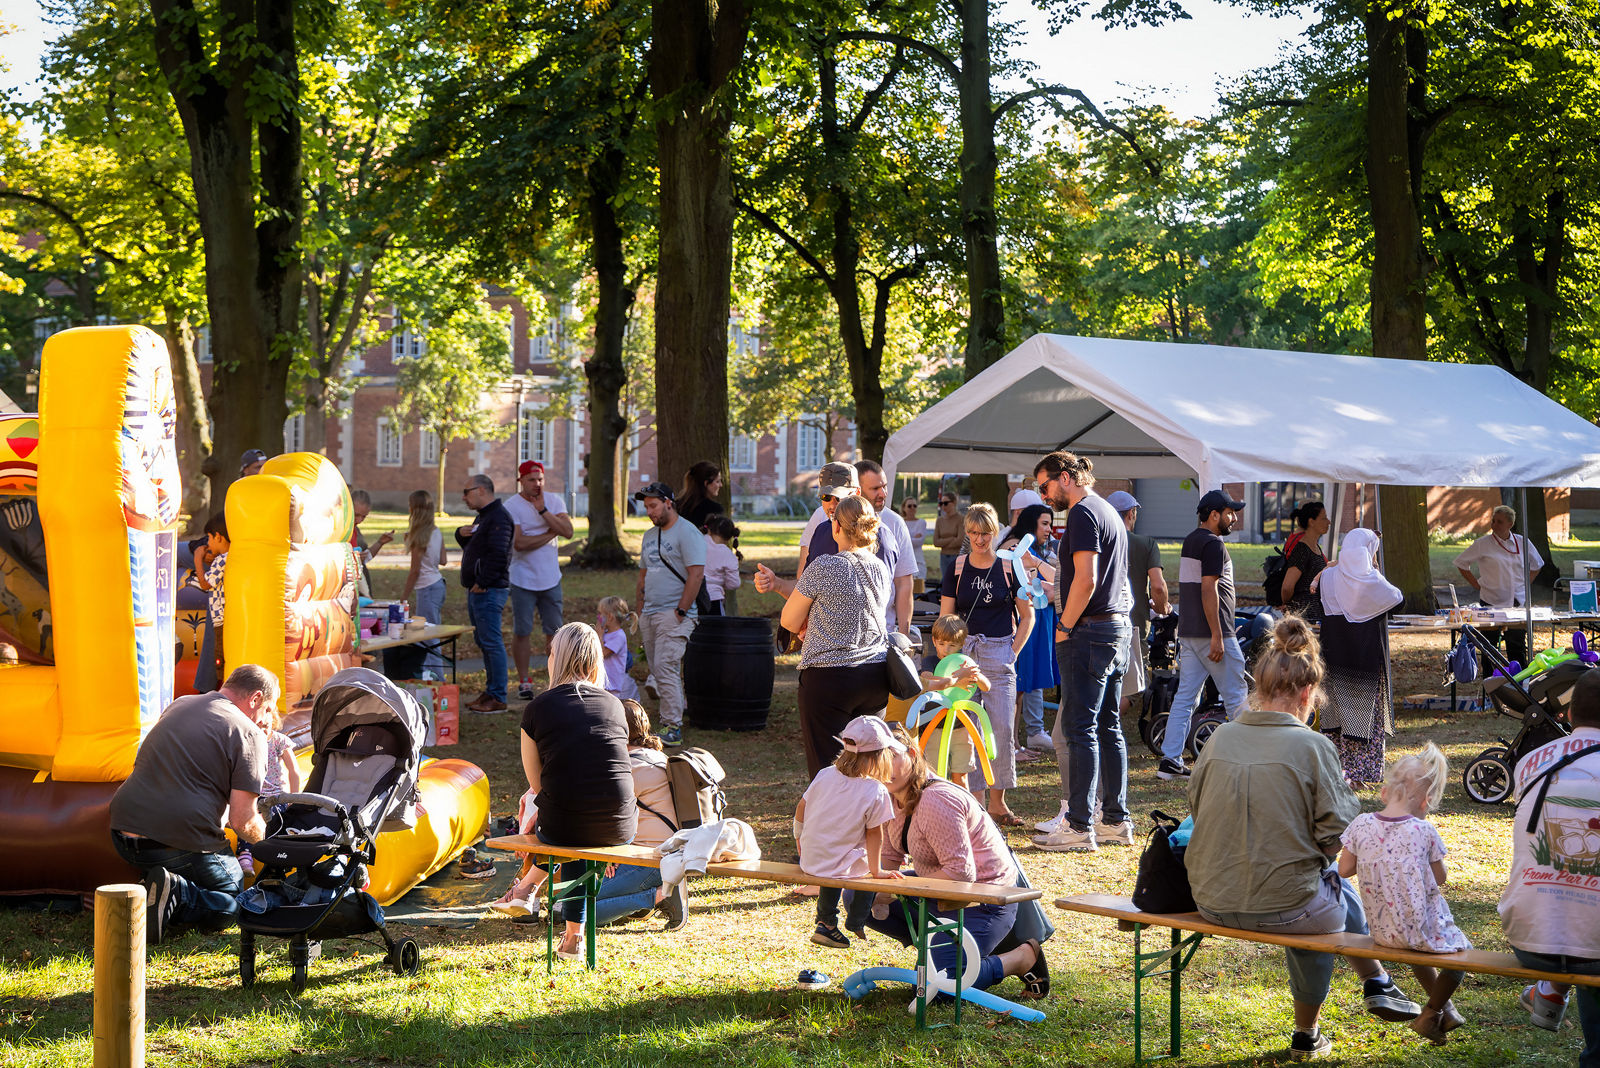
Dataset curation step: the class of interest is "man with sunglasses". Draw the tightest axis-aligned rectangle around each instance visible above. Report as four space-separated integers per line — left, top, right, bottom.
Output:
456 474 516 713
932 492 965 567
795 462 861 581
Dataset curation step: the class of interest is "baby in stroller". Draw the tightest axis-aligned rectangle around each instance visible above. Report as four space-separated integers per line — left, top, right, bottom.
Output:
236 667 427 991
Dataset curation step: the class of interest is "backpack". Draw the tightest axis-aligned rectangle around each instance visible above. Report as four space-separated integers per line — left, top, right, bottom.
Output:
1262 532 1303 609
637 746 728 832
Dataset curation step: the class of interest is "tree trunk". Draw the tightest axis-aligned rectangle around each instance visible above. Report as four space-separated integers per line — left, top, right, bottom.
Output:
149 0 303 506
1364 1 1434 612
301 385 329 455
162 307 212 532
958 0 1004 379
572 144 635 570
437 441 449 516
650 0 749 491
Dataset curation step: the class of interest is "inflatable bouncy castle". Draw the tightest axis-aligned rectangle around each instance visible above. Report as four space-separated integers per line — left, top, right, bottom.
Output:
0 327 485 904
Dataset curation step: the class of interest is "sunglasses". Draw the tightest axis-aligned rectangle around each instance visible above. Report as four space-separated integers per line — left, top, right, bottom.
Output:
821 494 838 503
939 499 953 505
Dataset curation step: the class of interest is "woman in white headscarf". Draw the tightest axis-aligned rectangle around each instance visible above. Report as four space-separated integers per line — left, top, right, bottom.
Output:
1311 528 1404 785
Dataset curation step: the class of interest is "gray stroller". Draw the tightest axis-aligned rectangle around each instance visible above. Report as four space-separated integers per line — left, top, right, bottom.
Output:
237 668 428 991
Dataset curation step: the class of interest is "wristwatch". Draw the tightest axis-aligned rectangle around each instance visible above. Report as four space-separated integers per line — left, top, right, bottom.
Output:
675 607 688 619
538 507 548 515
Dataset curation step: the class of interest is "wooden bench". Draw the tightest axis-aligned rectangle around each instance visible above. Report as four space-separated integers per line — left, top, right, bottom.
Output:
488 835 1040 1027
1059 893 1600 1063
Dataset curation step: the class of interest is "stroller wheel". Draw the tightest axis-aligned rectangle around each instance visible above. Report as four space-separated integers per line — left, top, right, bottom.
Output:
1463 747 1514 805
1144 713 1168 758
1188 713 1226 757
391 937 421 976
239 931 256 989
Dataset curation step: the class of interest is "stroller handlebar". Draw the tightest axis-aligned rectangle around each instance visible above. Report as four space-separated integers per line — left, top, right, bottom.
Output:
260 792 349 819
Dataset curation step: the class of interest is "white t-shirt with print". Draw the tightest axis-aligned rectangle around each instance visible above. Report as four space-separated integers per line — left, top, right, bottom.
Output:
1500 727 1600 957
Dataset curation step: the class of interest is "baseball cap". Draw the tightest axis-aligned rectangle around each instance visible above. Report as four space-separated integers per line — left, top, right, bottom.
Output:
1197 488 1246 516
1009 488 1044 511
1105 490 1140 512
518 460 545 477
835 715 906 755
633 480 674 502
239 448 268 473
818 461 859 498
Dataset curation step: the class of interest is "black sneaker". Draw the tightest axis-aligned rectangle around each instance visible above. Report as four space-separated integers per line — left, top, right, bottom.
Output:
811 922 850 949
1363 977 1422 1021
1289 1027 1332 1060
656 879 688 932
1156 758 1191 780
144 867 178 945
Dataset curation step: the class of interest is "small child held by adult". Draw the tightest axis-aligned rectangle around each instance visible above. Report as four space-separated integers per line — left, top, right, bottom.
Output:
1338 742 1470 1043
917 615 990 790
596 595 640 701
795 716 904 948
194 513 229 691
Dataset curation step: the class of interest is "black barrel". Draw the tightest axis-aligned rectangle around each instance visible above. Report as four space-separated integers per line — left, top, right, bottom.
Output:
684 615 775 731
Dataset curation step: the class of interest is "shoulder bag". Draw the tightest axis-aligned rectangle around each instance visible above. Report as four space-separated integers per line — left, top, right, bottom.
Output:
1131 809 1196 914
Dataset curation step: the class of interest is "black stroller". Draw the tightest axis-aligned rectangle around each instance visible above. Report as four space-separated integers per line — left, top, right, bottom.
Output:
1140 606 1282 759
237 667 428 990
1457 625 1582 804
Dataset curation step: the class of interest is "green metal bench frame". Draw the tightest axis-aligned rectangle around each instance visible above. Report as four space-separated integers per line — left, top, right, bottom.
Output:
1128 921 1207 1063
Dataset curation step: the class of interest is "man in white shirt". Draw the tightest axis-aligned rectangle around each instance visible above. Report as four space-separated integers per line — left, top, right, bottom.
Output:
503 461 574 699
1500 669 1600 1058
855 460 915 636
1454 503 1545 666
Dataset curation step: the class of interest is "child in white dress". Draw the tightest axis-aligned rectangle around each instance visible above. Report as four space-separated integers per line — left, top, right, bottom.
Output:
794 716 905 948
1338 742 1469 1044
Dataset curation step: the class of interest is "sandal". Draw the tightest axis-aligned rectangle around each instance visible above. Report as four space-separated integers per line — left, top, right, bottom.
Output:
1019 938 1050 999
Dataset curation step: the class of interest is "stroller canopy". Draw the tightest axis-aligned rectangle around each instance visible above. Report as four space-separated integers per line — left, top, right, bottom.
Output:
310 667 428 769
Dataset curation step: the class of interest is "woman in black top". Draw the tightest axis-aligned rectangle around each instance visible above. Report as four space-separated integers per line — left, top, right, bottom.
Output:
940 502 1035 825
676 460 724 531
1278 502 1331 615
521 621 637 959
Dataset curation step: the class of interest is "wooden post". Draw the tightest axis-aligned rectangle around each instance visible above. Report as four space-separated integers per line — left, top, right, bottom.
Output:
94 883 145 1068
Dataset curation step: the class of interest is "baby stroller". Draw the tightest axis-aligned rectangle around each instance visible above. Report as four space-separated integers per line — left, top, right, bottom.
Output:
237 667 428 991
1457 625 1582 805
1140 606 1282 759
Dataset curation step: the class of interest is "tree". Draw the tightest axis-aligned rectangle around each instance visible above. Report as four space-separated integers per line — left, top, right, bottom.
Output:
650 0 751 502
147 0 306 504
386 291 514 509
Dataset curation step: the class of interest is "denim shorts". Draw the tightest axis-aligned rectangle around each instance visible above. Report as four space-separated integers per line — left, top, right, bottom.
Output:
510 583 563 637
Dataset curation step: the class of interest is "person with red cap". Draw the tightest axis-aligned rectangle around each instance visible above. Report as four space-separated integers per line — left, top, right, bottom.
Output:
504 460 573 698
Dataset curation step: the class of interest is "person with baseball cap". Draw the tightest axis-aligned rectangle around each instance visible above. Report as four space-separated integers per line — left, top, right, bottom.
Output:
1159 488 1251 781
1106 490 1169 713
239 449 268 478
504 460 574 699
633 481 704 747
795 461 860 581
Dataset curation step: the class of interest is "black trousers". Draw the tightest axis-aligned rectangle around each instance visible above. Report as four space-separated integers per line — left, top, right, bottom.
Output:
796 661 889 779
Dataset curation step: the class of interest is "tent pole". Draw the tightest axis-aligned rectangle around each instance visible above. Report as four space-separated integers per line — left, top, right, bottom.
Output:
1521 487 1534 650
1323 481 1336 557
1374 489 1385 570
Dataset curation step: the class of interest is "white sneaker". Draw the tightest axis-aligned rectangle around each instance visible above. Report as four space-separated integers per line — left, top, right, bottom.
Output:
1026 733 1053 750
1035 802 1071 834
645 674 659 700
1523 984 1569 1030
491 897 534 918
1032 825 1098 852
1095 820 1136 847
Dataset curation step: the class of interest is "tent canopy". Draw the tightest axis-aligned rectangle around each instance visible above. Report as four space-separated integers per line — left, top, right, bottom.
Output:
883 335 1600 489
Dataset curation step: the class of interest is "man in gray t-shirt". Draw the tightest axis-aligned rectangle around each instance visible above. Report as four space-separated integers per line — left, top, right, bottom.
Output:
634 482 705 746
109 665 279 944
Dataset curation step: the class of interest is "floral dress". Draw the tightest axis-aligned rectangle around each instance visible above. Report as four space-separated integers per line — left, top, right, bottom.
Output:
1340 812 1470 952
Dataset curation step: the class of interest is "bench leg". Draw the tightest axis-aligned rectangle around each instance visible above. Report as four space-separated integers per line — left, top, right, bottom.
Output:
900 897 969 1030
539 857 605 973
1131 923 1206 1063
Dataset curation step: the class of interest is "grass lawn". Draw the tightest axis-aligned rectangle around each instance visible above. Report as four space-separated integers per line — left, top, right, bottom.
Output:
0 516 1592 1066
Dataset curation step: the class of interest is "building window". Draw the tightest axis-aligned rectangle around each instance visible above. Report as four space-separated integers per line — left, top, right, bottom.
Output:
529 329 550 363
283 414 304 453
420 429 440 467
627 424 641 469
194 326 211 364
376 417 403 467
392 321 425 361
796 421 825 472
518 405 553 464
729 432 757 472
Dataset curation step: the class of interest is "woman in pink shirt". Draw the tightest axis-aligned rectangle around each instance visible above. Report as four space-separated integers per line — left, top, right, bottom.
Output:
857 724 1050 999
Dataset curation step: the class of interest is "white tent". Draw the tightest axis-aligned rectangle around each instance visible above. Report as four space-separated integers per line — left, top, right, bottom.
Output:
883 334 1600 489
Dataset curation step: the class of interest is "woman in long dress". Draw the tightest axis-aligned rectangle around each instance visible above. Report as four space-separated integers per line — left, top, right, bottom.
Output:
1312 528 1404 785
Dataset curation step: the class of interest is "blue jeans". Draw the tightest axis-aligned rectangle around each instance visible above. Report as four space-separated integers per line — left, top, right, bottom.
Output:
1053 618 1130 830
858 892 1018 992
111 831 242 935
194 617 217 693
467 587 509 700
1199 870 1368 1007
414 581 446 678
1164 634 1250 764
1020 689 1045 739
1513 948 1600 1066
594 865 663 927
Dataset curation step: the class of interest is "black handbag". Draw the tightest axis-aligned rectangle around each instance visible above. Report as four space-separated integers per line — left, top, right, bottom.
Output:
1131 810 1195 914
884 632 922 700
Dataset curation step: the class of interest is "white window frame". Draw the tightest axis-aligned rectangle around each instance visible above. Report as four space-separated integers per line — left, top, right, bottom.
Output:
392 319 426 361
283 413 304 453
420 428 440 467
376 416 403 467
729 431 757 473
518 404 553 465
795 419 825 472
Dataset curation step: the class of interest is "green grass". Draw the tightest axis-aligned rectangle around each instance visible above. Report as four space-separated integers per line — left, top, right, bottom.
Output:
0 517 1590 1065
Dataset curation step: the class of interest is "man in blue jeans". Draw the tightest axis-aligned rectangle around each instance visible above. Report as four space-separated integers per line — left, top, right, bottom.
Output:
1160 489 1251 780
1030 450 1133 854
109 665 276 943
456 473 515 713
1502 671 1600 1065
